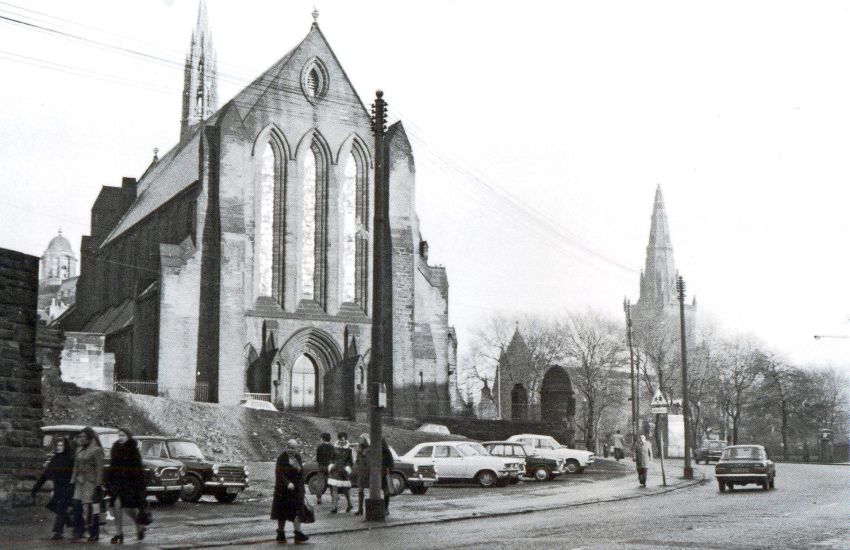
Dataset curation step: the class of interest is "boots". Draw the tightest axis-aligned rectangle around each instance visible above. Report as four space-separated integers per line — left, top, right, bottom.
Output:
276 529 287 544
294 531 309 543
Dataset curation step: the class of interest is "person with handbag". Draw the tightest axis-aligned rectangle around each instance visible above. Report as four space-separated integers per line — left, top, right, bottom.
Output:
381 438 394 514
70 427 105 541
271 439 310 544
106 428 147 544
327 432 353 514
314 433 334 505
31 436 74 541
353 434 370 516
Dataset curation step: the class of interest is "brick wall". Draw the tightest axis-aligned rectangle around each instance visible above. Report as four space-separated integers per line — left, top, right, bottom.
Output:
0 248 44 509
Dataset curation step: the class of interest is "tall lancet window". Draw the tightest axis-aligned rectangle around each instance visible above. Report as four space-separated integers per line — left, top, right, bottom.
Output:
302 150 317 300
258 144 276 296
342 154 357 303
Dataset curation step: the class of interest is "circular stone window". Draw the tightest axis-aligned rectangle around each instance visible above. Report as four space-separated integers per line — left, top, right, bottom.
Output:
301 59 329 104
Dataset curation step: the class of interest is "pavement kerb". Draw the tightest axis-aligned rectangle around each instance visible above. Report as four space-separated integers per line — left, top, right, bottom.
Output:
163 470 706 549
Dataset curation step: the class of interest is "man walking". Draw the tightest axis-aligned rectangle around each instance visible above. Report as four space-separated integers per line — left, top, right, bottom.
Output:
315 433 334 505
611 430 625 461
635 434 653 487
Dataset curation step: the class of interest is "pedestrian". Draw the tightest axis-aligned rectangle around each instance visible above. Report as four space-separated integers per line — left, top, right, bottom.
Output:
271 439 309 544
603 433 611 458
353 433 369 516
327 432 353 514
106 428 147 544
612 430 625 461
31 436 74 541
314 433 334 505
70 426 105 541
635 434 653 487
381 438 394 514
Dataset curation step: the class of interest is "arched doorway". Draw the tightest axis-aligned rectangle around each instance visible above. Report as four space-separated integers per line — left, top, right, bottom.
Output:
290 354 317 410
511 384 528 420
540 366 575 422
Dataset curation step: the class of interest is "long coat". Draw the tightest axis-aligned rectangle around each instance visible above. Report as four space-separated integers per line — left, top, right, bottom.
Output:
72 443 104 504
328 444 353 488
107 439 146 508
33 449 74 511
353 445 369 488
636 441 653 469
270 451 305 521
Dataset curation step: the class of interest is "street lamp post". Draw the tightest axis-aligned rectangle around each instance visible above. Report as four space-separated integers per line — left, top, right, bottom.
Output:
676 276 694 480
624 298 638 448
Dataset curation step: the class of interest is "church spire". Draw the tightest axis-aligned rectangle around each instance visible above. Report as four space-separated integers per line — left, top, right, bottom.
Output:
180 0 218 142
638 185 678 308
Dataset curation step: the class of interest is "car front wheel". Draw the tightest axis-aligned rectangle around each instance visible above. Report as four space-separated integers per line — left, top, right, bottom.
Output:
215 491 238 503
476 470 498 488
532 466 551 482
409 486 428 495
769 476 775 489
157 492 180 505
181 475 203 503
564 460 581 474
390 472 406 496
718 480 726 492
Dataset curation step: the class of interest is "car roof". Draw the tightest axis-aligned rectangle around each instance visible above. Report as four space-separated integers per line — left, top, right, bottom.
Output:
725 444 764 449
42 425 118 434
509 434 553 439
483 441 523 446
134 435 188 441
413 441 470 447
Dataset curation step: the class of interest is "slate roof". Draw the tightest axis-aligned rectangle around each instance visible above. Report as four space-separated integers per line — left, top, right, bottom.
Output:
80 299 134 335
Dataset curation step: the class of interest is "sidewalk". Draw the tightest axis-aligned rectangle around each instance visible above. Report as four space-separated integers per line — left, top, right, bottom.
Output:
163 461 704 549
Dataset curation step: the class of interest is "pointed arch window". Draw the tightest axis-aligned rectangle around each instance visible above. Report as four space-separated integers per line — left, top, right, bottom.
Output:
301 140 329 307
258 137 286 302
341 145 369 309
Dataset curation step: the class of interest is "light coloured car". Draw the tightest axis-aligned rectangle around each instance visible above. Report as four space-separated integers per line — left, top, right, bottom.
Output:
240 398 278 411
506 434 594 473
403 441 522 488
416 423 451 435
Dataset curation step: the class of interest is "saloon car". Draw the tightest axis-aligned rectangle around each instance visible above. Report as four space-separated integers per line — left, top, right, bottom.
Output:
403 441 523 488
303 446 437 496
714 445 776 492
483 441 563 481
135 436 249 503
41 425 186 505
694 439 727 464
506 434 594 473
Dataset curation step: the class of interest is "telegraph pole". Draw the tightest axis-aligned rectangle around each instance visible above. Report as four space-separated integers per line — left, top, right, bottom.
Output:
624 298 638 448
676 275 694 480
366 90 389 521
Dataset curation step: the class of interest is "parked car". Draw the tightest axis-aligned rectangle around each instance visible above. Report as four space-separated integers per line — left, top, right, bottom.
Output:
416 423 451 435
41 425 186 505
135 436 249 503
483 441 563 481
304 446 437 496
714 445 776 492
403 441 523 488
240 398 278 412
695 439 727 464
506 434 594 474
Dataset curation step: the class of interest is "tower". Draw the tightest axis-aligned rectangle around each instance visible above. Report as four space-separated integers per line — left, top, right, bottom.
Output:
180 0 218 142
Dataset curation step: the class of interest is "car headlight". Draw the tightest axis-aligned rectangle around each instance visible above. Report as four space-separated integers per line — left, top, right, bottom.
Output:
244 467 249 477
212 464 219 475
179 466 186 476
153 467 162 478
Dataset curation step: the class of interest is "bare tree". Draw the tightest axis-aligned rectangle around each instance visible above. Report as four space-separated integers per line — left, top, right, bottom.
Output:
716 336 762 444
561 311 627 452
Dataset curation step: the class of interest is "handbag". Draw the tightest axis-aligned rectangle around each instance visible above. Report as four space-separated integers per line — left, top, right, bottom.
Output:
301 501 315 524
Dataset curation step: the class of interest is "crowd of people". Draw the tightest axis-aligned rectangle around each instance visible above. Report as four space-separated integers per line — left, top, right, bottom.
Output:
32 426 149 543
270 432 395 544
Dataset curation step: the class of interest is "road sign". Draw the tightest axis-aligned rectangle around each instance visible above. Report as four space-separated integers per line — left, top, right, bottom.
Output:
650 389 669 415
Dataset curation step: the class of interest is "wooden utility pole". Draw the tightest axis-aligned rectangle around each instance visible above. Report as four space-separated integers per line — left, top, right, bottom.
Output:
624 298 638 450
366 90 390 521
676 275 694 480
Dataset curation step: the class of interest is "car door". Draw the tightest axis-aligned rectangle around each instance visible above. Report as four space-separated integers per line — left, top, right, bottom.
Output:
411 445 434 470
434 445 464 479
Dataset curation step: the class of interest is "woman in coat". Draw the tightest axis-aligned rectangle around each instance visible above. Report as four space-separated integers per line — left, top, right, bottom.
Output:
31 436 74 540
353 434 369 516
270 439 309 544
71 426 104 541
107 428 147 544
327 432 353 514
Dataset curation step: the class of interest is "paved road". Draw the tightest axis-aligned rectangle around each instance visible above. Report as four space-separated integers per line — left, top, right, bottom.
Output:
231 463 848 550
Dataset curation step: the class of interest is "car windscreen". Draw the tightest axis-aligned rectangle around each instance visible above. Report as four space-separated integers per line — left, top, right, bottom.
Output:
139 440 164 458
98 433 119 452
722 447 765 460
458 443 489 456
707 441 726 449
167 441 205 460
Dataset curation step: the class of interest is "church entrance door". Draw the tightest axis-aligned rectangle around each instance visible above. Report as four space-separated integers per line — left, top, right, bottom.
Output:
291 354 317 410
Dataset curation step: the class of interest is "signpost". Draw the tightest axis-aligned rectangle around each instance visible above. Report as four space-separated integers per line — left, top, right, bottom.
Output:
650 390 669 487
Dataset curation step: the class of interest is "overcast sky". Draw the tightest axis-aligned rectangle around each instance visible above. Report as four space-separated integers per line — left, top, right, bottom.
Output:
1 0 848 372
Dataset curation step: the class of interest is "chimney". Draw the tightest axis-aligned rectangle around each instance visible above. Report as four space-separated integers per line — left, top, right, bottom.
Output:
419 240 429 263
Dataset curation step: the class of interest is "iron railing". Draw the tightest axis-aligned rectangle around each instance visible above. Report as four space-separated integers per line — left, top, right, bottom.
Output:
241 392 272 403
113 380 210 403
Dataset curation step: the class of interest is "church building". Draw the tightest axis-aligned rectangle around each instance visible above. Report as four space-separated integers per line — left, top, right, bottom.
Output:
60 3 459 418
37 230 78 323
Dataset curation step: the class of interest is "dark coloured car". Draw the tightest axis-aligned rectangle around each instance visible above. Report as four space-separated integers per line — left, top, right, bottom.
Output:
714 445 776 492
135 436 249 503
483 441 563 481
41 425 186 505
304 447 437 496
694 439 727 464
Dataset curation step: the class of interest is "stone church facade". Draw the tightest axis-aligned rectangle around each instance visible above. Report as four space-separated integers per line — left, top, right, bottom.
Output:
61 3 458 418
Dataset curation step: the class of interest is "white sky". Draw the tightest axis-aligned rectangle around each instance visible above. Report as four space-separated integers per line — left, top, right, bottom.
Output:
0 0 848 372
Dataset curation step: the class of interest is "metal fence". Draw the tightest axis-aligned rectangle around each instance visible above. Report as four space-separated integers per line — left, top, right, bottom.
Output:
113 380 210 403
241 392 272 403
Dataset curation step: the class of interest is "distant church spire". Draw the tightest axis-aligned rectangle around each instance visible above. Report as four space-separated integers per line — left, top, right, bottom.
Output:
638 185 678 308
180 0 218 141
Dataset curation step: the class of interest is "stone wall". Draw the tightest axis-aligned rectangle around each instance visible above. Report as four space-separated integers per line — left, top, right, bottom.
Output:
0 248 43 510
60 332 115 391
